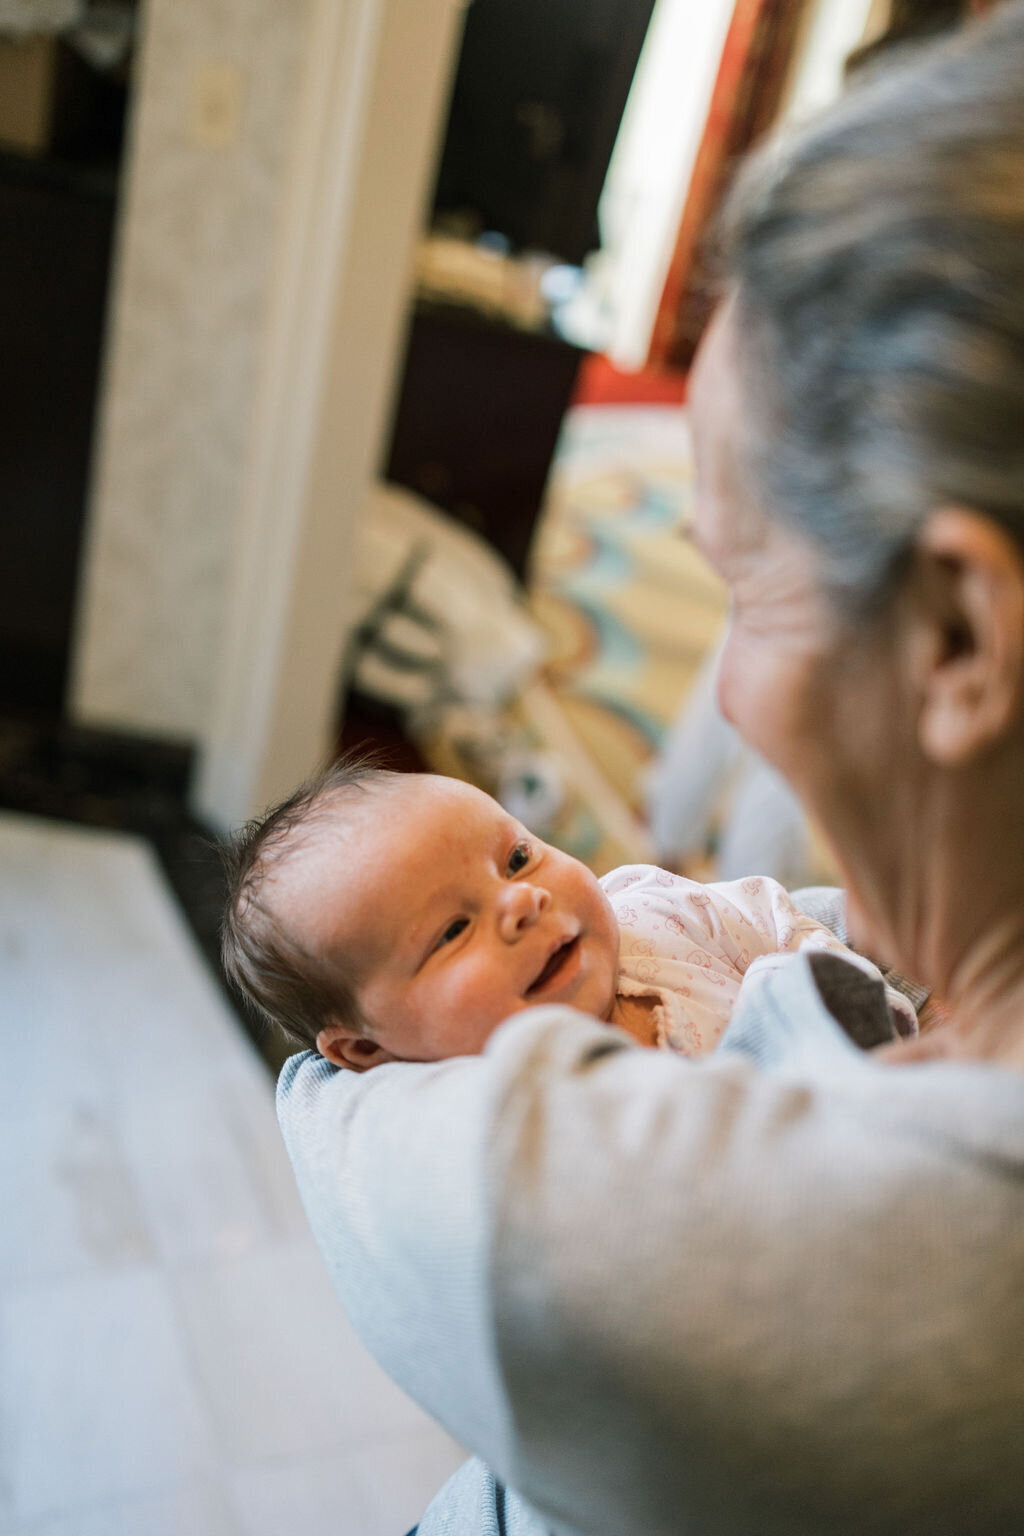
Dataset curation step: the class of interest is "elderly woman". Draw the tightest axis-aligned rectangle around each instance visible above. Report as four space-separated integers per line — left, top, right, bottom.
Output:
276 8 1024 1532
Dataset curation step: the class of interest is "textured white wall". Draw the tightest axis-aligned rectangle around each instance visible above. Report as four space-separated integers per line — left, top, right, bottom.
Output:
196 0 466 827
70 0 312 741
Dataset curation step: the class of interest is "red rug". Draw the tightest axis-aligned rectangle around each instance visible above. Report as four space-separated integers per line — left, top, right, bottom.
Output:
572 352 688 408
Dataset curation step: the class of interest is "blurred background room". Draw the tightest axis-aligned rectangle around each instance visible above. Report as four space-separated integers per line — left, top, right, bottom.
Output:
0 0 980 1531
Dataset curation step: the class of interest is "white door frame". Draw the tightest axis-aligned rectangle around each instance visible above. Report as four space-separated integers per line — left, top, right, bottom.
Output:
195 0 466 829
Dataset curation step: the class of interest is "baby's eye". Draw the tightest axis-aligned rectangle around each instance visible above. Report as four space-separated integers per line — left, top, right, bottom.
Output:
437 917 469 949
506 841 531 876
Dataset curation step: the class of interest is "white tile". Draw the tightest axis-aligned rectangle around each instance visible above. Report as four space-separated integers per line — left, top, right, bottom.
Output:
0 1268 216 1522
116 1084 271 1264
0 817 241 1118
346 1429 469 1536
225 1456 378 1536
0 814 462 1536
0 1480 16 1535
0 925 112 1125
226 1429 466 1536
0 817 161 976
172 1244 432 1466
11 1479 240 1536
214 1064 311 1247
0 1106 154 1286
88 956 245 1108
30 839 167 966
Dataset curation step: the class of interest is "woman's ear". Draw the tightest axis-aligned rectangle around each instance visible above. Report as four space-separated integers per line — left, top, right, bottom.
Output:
315 1024 398 1071
909 507 1024 766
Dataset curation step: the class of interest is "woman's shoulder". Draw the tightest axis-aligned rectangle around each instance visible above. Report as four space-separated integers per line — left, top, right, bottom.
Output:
276 981 1024 1534
476 989 1024 1531
719 948 1024 1165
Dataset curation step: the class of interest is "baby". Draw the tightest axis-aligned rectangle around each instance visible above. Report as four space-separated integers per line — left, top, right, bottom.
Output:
221 757 915 1069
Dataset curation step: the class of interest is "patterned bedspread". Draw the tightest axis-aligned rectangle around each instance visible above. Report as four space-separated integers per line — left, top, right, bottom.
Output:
531 405 725 792
422 406 726 874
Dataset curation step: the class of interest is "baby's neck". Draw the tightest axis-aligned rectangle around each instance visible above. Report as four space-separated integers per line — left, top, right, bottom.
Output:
608 991 661 1049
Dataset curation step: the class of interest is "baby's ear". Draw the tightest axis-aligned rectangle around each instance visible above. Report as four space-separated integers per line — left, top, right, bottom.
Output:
315 1024 398 1071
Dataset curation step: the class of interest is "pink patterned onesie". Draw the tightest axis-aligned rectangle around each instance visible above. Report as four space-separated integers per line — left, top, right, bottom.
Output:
602 865 917 1056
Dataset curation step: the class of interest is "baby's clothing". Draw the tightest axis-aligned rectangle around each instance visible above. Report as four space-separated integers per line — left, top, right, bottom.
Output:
603 865 917 1055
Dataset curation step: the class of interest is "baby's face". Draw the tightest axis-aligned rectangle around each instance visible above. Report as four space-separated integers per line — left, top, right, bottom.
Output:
278 775 620 1061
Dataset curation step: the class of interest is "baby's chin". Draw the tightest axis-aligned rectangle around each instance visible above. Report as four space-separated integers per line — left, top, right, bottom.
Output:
478 988 614 1050
570 945 618 1019
588 979 619 1024
562 961 618 1025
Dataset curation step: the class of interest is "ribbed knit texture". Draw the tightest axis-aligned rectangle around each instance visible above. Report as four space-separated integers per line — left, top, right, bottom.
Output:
279 922 1024 1534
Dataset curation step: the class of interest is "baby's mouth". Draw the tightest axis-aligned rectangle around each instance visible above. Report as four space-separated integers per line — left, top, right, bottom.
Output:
526 935 580 997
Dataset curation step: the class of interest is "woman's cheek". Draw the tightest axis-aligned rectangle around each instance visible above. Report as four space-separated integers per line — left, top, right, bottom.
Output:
715 647 740 729
713 621 737 718
716 630 765 745
718 637 809 785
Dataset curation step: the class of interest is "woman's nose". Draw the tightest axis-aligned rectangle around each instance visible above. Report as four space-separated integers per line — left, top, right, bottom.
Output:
497 881 551 942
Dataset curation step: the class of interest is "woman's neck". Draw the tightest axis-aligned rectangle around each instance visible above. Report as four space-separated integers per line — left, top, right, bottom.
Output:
885 907 1024 1068
863 751 1024 1068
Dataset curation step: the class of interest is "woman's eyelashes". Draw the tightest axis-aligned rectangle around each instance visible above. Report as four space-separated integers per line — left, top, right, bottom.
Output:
507 841 531 876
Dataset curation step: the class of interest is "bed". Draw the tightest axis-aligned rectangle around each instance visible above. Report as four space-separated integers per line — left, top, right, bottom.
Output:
417 404 727 874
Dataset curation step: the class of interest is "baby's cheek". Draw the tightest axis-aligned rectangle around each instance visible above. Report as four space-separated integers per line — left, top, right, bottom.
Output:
440 963 525 1050
581 936 619 1020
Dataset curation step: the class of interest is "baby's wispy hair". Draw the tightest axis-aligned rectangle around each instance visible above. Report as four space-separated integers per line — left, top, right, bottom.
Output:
220 751 395 1050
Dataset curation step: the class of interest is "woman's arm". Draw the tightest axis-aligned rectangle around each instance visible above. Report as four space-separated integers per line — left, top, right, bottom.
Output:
277 979 1021 1534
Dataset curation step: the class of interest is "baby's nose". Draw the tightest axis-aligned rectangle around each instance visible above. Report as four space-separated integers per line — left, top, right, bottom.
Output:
497 881 550 941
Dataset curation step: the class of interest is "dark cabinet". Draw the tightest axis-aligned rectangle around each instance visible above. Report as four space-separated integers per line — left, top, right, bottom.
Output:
0 155 116 714
433 0 658 264
383 299 584 580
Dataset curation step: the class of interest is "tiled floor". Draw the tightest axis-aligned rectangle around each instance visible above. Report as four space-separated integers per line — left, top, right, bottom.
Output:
0 811 465 1535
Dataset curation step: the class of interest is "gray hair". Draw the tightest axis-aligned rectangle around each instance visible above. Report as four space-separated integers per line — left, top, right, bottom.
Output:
722 1 1024 610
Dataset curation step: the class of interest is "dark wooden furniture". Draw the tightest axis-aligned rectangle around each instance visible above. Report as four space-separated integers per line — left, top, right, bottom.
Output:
383 298 585 580
0 152 117 715
433 0 658 264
